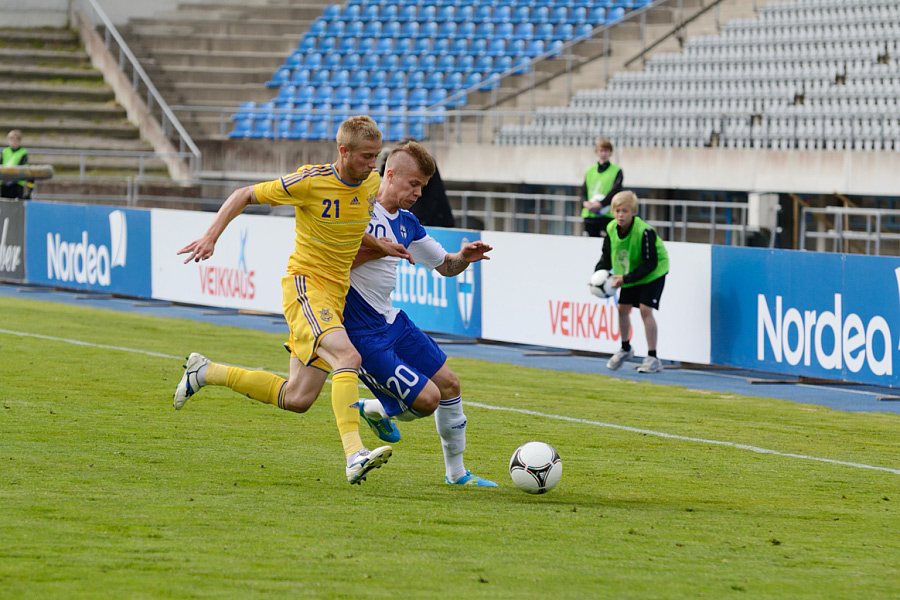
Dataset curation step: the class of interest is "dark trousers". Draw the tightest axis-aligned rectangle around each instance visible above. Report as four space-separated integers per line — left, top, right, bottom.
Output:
583 216 612 237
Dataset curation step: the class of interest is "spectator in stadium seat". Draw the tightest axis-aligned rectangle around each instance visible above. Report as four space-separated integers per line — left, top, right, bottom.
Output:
594 191 669 374
173 116 413 485
1 129 33 199
581 138 623 237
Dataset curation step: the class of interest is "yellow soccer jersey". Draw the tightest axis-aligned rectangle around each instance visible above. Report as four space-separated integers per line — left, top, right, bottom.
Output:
254 164 379 289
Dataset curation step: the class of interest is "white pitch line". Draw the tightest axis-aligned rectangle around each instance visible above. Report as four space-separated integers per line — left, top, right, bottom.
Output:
4 327 898 476
466 402 900 476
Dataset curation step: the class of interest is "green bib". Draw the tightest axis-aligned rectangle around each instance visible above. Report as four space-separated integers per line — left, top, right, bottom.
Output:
581 164 621 219
2 147 28 187
606 216 669 287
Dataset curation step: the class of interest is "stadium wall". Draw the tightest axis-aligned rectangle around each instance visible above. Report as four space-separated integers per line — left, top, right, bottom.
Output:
1 0 69 27
10 200 900 387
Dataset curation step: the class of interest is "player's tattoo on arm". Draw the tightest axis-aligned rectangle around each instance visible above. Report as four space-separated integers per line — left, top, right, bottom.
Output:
444 254 468 276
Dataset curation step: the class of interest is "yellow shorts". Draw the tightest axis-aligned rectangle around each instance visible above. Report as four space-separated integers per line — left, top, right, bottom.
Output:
281 275 346 372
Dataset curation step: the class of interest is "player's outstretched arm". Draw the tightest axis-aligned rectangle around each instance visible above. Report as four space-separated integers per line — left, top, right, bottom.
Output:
436 240 492 277
178 186 256 263
361 233 415 264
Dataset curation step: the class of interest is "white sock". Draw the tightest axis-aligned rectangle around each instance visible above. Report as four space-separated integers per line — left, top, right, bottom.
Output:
360 398 389 420
196 363 208 386
434 395 466 482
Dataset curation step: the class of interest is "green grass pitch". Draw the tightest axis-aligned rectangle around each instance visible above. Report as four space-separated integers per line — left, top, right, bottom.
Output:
1 296 899 599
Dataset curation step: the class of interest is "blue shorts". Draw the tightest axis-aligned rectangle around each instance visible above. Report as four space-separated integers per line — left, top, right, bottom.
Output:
349 310 447 417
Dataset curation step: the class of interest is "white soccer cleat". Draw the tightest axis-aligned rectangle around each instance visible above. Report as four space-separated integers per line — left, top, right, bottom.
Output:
173 352 210 410
606 347 633 370
635 356 661 373
346 445 392 484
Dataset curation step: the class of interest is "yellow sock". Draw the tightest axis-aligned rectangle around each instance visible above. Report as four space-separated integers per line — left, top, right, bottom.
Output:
207 362 286 408
331 368 363 458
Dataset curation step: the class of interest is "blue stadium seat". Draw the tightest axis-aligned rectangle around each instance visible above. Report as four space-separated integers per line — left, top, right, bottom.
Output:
401 21 419 38
275 118 292 140
464 72 482 89
229 116 252 138
381 5 398 21
475 22 494 40
438 21 457 38
251 118 273 139
470 38 489 57
408 70 426 88
458 5 474 23
494 6 512 23
323 4 341 21
350 69 368 88
346 20 364 38
352 87 371 106
326 20 345 37
360 4 379 21
362 53 380 72
449 38 468 56
514 23 534 40
313 69 330 86
535 22 554 41
532 6 550 22
386 70 406 89
487 38 507 57
266 67 290 88
298 36 316 54
555 23 574 41
341 4 360 21
419 54 437 72
408 87 428 107
435 5 455 22
526 39 545 57
511 5 530 24
389 87 407 108
308 18 326 37
420 5 436 21
569 7 589 24
457 55 475 74
364 20 382 38
343 53 362 71
424 70 444 90
318 36 337 56
509 39 527 58
398 5 417 22
357 38 377 56
494 55 513 74
370 69 388 88
496 22 514 40
234 100 256 120
547 40 564 57
459 22 476 39
427 88 447 107
445 71 464 90
308 120 329 140
412 37 431 56
606 7 625 23
333 85 352 105
289 120 309 140
407 121 426 141
381 54 400 73
434 38 451 55
273 84 296 104
331 69 350 87
337 36 356 55
474 55 493 73
436 54 455 73
374 38 393 55
574 22 594 38
302 52 323 71
286 51 304 70
399 53 418 72
385 121 406 143
295 85 315 104
324 53 342 71
549 5 568 24
371 87 390 106
315 85 334 104
474 5 492 23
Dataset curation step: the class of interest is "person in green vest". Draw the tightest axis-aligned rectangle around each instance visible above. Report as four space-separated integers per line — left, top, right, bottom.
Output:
581 138 623 238
1 130 32 199
593 191 669 373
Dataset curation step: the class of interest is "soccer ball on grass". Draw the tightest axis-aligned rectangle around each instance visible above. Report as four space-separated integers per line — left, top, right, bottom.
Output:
588 269 616 299
509 441 562 494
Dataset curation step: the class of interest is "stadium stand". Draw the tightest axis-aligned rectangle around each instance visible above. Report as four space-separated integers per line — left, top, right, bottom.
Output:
495 0 900 151
232 0 644 141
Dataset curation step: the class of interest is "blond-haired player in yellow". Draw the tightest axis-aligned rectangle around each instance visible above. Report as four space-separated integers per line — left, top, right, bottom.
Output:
174 116 410 484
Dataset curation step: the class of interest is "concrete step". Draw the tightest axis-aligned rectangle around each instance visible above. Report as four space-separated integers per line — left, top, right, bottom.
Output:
165 81 276 104
127 18 314 38
0 47 91 67
124 32 301 54
26 133 156 152
1 82 116 102
0 64 102 81
142 49 287 69
176 2 328 21
144 65 275 86
0 101 126 121
0 117 139 140
0 28 78 44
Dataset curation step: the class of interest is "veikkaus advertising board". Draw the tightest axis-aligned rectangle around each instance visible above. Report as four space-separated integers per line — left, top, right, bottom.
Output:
151 209 294 313
480 231 711 364
712 247 900 387
25 202 151 296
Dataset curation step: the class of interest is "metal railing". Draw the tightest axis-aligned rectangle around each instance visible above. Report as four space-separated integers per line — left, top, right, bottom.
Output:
70 0 202 176
800 206 900 255
448 191 778 246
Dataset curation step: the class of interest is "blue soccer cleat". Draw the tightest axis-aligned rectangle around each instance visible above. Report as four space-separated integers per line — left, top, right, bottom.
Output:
446 471 498 487
358 400 401 443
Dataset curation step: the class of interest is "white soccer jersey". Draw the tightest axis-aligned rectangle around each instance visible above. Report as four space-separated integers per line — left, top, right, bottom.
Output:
346 203 447 329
